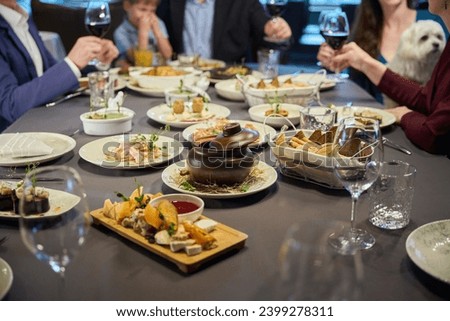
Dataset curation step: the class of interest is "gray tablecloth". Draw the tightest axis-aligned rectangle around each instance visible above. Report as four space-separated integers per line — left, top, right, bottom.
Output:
1 74 449 300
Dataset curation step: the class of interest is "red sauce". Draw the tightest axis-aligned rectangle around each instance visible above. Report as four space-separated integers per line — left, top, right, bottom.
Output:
171 201 199 214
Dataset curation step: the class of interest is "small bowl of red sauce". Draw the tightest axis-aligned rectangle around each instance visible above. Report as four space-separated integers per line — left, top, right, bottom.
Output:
149 194 204 223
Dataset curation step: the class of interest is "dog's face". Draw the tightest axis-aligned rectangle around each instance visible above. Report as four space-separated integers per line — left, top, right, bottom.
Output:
397 20 446 61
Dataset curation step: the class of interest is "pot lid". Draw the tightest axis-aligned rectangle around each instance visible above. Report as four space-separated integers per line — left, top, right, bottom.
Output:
210 123 259 150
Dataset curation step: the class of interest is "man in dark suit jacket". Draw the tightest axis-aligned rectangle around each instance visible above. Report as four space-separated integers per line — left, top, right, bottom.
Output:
157 0 292 63
0 0 118 131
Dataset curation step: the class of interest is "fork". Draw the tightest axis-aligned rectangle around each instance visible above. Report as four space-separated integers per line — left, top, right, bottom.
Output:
0 235 8 246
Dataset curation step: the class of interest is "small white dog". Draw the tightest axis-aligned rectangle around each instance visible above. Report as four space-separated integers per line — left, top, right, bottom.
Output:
384 20 446 108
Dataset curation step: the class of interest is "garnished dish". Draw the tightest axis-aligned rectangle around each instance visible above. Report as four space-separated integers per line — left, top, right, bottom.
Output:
90 184 248 272
332 106 395 128
162 160 278 199
0 180 80 219
271 123 377 189
78 133 183 169
182 119 276 146
251 77 309 89
248 103 301 128
147 103 231 129
209 65 251 80
80 91 135 136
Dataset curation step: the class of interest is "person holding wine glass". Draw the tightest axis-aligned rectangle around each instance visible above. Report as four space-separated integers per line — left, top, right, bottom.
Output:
264 0 289 43
330 0 450 156
317 0 446 103
114 0 173 70
318 10 350 80
156 0 292 63
0 0 119 132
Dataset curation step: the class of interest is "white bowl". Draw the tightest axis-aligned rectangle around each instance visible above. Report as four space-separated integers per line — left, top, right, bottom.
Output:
241 74 319 107
248 103 302 128
130 67 202 90
80 107 135 136
214 79 245 101
149 194 204 223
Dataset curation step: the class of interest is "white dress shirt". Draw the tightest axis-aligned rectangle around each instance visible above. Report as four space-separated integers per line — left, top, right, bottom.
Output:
0 4 43 76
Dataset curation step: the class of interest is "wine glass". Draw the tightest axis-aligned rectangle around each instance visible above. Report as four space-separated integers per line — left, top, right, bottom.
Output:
320 10 350 80
276 219 364 300
264 0 289 43
19 165 91 298
85 1 111 70
329 117 383 255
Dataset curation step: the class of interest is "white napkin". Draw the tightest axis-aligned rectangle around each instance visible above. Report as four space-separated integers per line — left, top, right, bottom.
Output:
0 133 53 158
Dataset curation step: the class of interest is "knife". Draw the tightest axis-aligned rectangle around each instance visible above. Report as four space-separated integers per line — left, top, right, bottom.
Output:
45 87 87 108
0 174 63 181
382 137 412 155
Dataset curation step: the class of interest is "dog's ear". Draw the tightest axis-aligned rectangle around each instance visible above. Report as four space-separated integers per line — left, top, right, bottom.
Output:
396 24 418 60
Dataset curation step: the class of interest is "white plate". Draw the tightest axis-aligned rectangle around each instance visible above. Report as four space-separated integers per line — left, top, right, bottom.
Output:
182 119 277 146
79 134 183 169
169 58 226 71
214 79 245 101
209 70 263 84
248 103 301 128
334 106 396 128
0 258 13 299
0 133 76 167
0 181 81 219
406 219 450 284
289 73 337 91
126 78 209 97
162 160 278 199
147 103 231 129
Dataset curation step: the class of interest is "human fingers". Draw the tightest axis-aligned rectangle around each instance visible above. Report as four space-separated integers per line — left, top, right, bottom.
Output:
98 39 119 64
67 37 102 68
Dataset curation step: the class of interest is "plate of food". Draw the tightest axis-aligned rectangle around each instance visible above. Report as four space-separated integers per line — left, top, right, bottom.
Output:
90 186 248 273
0 258 13 299
182 119 277 146
147 102 231 129
0 180 81 219
290 73 337 91
162 160 278 199
333 106 396 128
78 134 184 169
0 132 76 167
248 103 302 128
79 76 127 93
169 57 226 71
214 78 245 101
406 219 450 284
209 65 252 81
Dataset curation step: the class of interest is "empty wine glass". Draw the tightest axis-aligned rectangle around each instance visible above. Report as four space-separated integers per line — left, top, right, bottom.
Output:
85 1 111 70
329 117 383 255
320 10 350 80
276 219 364 300
19 165 91 298
264 0 289 43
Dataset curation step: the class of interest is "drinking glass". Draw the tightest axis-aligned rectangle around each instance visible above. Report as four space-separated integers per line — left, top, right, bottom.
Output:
320 11 350 80
329 117 383 255
19 165 91 298
264 0 289 43
85 1 111 70
276 219 364 300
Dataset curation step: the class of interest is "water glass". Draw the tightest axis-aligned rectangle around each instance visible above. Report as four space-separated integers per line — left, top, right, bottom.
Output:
257 48 280 79
88 71 114 109
368 160 416 229
299 107 336 131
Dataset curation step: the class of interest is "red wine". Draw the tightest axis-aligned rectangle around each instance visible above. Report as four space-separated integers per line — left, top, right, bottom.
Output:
171 201 199 214
86 22 110 38
322 32 348 50
266 4 286 17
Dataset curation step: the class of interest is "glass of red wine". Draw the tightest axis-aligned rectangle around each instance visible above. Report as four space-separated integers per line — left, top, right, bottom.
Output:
84 1 111 70
320 10 350 80
264 0 289 43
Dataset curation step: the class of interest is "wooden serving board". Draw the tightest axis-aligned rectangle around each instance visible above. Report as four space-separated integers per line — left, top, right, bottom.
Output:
90 208 248 273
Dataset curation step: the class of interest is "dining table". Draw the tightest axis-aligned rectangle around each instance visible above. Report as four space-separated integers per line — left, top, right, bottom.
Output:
0 65 449 301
